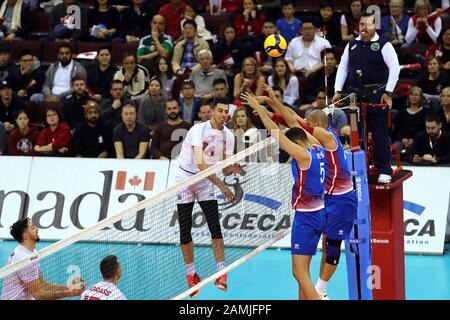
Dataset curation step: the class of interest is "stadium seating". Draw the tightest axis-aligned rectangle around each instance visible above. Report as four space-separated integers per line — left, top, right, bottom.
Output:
11 40 43 62
30 11 50 39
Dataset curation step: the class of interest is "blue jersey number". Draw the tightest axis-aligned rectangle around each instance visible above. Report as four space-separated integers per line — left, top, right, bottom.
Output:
320 162 325 184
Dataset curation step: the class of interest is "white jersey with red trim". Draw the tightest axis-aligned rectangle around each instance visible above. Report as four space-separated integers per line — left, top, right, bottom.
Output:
177 120 235 175
1 244 41 300
81 281 127 300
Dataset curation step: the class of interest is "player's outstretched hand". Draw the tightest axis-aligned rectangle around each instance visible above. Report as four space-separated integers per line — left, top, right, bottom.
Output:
241 92 260 110
220 185 236 203
223 163 244 176
262 84 275 99
68 277 86 296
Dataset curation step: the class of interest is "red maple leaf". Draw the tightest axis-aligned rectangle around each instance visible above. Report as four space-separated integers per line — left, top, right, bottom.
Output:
129 175 142 188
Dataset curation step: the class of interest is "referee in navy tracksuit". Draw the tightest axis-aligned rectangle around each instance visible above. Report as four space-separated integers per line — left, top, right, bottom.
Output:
332 10 400 184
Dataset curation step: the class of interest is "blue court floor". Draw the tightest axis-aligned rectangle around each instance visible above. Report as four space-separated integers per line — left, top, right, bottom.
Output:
198 244 450 300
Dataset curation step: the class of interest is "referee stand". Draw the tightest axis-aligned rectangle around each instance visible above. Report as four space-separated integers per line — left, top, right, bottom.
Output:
343 93 412 300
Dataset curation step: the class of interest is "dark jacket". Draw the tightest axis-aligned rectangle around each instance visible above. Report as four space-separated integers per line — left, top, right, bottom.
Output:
49 1 89 40
72 119 112 157
0 0 34 38
0 61 21 91
0 96 24 124
412 130 450 164
63 91 91 129
120 3 155 39
86 62 118 98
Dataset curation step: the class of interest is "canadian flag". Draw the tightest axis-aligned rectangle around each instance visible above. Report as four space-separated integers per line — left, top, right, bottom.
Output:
115 171 155 191
72 51 98 60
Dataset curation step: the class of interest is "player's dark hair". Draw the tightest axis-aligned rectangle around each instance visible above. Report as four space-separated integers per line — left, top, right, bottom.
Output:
212 97 229 109
100 255 120 279
425 112 442 124
285 127 308 143
10 218 31 243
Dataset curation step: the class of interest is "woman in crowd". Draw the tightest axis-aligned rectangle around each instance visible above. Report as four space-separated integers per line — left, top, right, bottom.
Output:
34 107 71 157
405 0 442 45
341 0 363 43
155 57 176 99
138 78 167 134
417 55 449 111
88 0 121 42
8 109 39 156
233 57 265 98
426 26 450 75
268 58 299 107
230 108 259 154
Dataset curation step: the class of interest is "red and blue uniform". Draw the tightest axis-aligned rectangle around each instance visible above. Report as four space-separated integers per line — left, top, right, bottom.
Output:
323 128 358 240
291 146 326 256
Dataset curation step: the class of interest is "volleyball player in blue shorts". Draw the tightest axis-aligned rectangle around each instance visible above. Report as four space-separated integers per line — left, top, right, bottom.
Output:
242 92 326 300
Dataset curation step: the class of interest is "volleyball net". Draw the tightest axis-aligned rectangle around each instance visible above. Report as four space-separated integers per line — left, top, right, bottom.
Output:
0 136 296 300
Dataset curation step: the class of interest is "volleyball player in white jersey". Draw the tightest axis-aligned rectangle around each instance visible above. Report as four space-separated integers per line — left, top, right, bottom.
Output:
81 255 127 300
175 97 242 298
1 218 86 300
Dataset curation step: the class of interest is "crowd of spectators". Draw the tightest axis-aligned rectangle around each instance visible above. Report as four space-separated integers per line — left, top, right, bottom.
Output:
0 0 449 165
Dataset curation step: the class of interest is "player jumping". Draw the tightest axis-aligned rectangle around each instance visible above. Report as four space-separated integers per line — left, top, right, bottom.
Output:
242 92 326 300
175 97 242 298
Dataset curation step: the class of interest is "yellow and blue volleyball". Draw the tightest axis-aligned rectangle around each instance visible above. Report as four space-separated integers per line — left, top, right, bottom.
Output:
264 34 287 58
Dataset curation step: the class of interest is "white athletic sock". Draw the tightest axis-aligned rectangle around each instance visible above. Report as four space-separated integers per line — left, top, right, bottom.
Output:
315 278 328 293
186 263 195 276
217 261 225 272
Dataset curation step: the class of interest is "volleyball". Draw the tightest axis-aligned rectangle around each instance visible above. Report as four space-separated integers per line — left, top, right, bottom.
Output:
264 34 287 58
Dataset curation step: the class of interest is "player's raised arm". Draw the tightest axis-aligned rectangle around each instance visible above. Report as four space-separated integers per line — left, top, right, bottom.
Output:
241 92 310 166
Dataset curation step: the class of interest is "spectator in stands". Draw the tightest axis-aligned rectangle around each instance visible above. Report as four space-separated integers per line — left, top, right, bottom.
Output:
316 1 342 46
405 0 442 45
49 0 88 41
172 19 210 76
233 57 265 98
63 76 91 130
136 14 173 75
35 107 71 156
235 0 265 48
16 49 45 101
197 102 212 122
151 99 192 159
230 108 259 153
8 109 39 156
88 0 121 42
138 78 167 134
417 55 449 111
155 56 176 99
213 24 247 89
268 58 299 107
101 79 132 130
0 0 33 41
381 0 410 46
412 112 450 164
285 18 332 77
341 0 363 43
178 79 201 124
113 103 150 159
0 80 24 132
259 19 277 75
0 120 6 154
158 0 186 40
213 78 235 106
438 86 450 131
306 48 338 102
86 47 118 103
72 100 111 158
180 2 213 42
276 0 301 44
40 44 87 103
426 26 450 72
0 43 20 91
121 0 156 43
393 86 429 158
221 0 243 14
189 49 228 100
305 87 348 132
113 52 150 104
